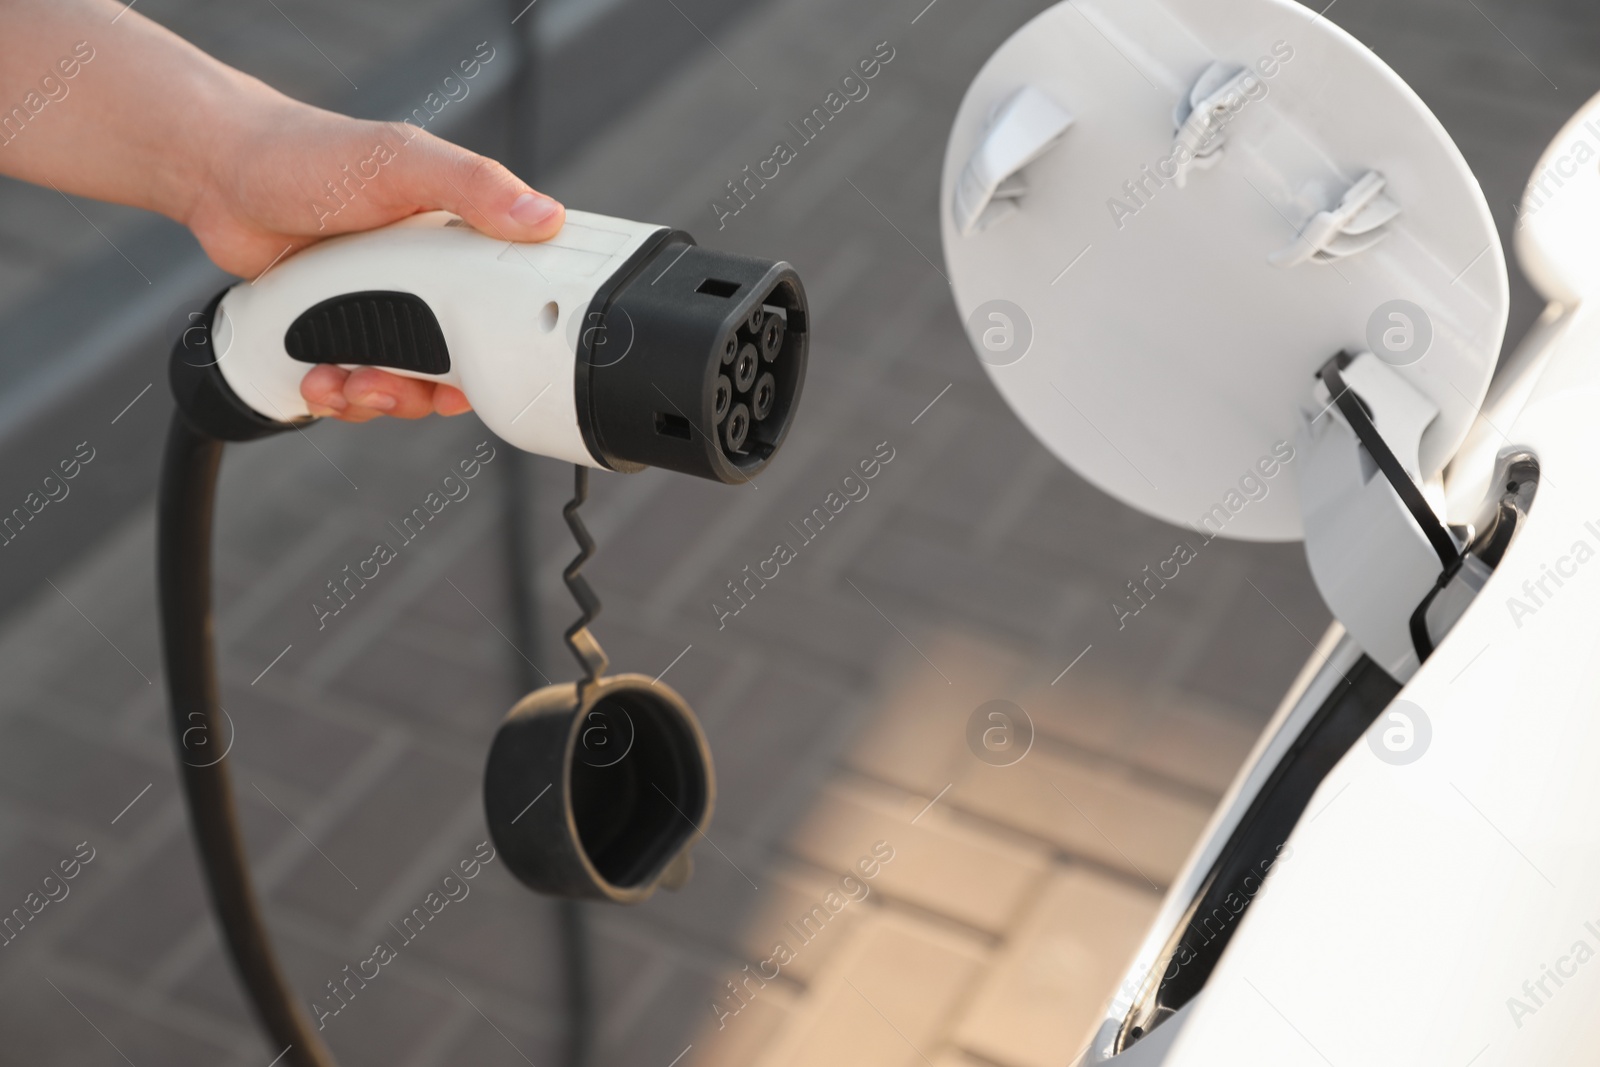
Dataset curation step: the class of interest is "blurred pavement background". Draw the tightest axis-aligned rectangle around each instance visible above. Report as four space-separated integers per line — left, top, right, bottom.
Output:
0 0 1596 1064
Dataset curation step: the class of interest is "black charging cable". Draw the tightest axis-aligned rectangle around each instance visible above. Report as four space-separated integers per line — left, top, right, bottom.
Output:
161 415 603 1067
158 414 338 1067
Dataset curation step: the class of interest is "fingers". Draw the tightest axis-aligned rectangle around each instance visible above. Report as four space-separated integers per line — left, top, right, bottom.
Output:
300 366 474 422
300 364 363 420
433 383 472 416
342 367 437 418
387 127 565 243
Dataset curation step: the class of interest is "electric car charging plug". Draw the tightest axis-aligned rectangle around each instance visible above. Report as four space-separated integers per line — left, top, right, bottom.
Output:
171 209 809 482
159 210 810 1067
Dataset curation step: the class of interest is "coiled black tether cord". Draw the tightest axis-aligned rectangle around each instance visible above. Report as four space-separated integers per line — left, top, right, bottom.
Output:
501 452 594 1067
158 414 336 1067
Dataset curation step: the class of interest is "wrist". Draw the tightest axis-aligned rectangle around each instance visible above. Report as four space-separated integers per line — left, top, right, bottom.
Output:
165 65 291 228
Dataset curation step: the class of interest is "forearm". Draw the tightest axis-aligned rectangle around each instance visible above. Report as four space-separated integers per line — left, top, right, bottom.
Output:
0 0 269 223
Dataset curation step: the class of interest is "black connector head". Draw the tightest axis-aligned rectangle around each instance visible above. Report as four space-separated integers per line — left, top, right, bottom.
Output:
575 234 809 484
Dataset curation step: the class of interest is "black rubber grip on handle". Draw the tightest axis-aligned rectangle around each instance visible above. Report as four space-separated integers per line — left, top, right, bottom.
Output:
284 290 451 375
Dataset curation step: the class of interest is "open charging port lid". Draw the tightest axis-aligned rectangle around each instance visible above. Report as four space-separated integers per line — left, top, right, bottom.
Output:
938 0 1508 542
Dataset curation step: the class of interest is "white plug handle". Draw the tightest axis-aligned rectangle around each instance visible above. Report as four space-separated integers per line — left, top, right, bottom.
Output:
210 210 665 466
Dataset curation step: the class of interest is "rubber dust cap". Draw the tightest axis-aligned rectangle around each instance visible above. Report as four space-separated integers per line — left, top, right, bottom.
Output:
939 0 1508 541
483 674 715 904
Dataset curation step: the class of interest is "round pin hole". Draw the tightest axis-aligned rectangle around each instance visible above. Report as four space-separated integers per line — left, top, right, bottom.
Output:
538 301 559 333
725 404 750 453
760 314 785 361
734 344 759 392
752 372 776 420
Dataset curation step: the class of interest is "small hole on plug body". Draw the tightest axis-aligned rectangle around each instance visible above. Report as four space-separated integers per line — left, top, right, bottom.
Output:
697 278 741 298
654 412 692 440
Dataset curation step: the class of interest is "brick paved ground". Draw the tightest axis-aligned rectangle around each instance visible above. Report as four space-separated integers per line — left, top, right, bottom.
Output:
0 0 1597 1065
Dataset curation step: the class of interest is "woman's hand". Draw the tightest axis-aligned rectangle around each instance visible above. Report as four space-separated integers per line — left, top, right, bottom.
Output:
188 96 566 422
0 0 565 423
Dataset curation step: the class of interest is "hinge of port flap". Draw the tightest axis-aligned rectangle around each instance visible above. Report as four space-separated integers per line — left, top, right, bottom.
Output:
1409 449 1539 660
1297 350 1460 681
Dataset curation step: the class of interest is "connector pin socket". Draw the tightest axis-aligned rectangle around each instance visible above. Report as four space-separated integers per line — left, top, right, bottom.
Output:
734 343 759 392
752 371 776 421
725 403 750 453
576 235 808 483
759 313 785 362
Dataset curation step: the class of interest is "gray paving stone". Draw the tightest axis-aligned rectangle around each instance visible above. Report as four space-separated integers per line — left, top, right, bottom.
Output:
945 747 1214 888
751 909 989 1067
433 1014 563 1067
0 829 107 968
269 933 462 1067
693 664 857 839
4 974 235 1067
846 521 1086 649
324 626 513 739
710 588 905 692
1173 559 1333 712
407 878 651 1020
633 856 871 989
214 684 385 797
56 803 289 985
597 477 742 604
786 781 1051 936
600 954 790 1067
952 867 1159 1067
0 713 164 827
272 747 478 927
165 946 273 1046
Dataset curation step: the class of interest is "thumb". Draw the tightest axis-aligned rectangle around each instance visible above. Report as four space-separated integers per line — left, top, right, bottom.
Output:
387 124 565 242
